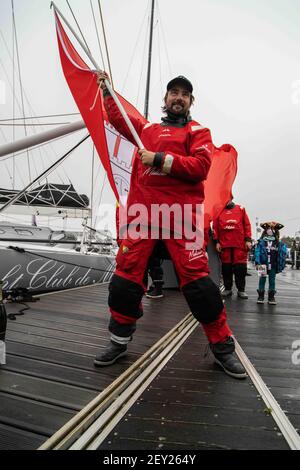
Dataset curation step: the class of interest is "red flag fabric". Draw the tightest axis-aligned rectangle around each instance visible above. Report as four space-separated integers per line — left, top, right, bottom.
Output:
55 12 119 197
204 143 238 227
54 12 147 202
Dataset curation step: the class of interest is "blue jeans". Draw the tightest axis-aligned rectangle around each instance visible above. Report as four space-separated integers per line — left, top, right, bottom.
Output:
258 268 276 291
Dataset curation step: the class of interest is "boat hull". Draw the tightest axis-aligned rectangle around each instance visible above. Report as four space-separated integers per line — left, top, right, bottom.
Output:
0 243 115 294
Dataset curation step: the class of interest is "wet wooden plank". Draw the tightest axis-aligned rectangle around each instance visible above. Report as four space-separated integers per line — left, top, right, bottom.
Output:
0 392 74 436
0 284 189 449
101 416 287 450
0 423 46 450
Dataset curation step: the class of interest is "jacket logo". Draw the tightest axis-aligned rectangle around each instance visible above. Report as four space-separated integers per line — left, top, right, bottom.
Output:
224 219 237 230
195 143 211 155
143 168 166 176
188 249 205 262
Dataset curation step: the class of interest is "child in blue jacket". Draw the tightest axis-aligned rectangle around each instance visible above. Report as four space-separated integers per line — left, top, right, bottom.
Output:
255 222 287 305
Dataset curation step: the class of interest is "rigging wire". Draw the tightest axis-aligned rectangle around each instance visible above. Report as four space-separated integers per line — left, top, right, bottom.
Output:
121 3 149 94
156 21 164 100
90 0 106 69
0 134 90 214
0 56 67 185
65 0 92 55
93 171 107 230
0 128 8 143
97 0 114 86
89 156 102 223
11 0 32 182
0 113 80 122
0 128 14 184
0 122 71 127
156 2 172 77
0 32 69 185
135 7 151 109
90 143 95 227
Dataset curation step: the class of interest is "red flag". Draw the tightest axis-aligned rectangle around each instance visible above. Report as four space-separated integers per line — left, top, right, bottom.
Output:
204 144 238 226
54 12 146 202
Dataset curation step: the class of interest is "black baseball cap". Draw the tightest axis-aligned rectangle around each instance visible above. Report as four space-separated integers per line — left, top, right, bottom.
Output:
167 76 193 93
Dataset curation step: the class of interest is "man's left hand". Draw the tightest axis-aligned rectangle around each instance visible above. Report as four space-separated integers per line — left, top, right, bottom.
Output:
138 149 155 166
245 241 252 251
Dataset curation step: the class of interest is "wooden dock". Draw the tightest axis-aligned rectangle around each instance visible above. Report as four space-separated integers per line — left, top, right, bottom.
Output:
0 265 300 450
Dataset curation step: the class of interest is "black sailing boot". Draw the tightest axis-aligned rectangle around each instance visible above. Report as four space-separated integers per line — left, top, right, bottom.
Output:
234 264 248 299
221 289 233 298
237 291 248 299
146 282 164 299
257 290 265 304
268 290 277 305
210 336 247 379
221 263 233 297
94 341 127 367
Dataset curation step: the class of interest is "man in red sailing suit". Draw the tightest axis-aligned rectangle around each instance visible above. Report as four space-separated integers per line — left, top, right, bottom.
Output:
213 200 252 298
94 72 246 379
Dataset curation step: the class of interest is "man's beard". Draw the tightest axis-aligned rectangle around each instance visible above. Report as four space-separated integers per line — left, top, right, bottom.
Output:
168 102 188 116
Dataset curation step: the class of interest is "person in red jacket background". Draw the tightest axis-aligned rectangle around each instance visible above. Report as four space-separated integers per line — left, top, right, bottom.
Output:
213 199 252 298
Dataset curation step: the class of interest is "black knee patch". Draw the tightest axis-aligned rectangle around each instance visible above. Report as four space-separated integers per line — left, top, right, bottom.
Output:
182 276 224 324
108 274 144 319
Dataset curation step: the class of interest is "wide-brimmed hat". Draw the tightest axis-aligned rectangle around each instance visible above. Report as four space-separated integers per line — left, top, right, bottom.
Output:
260 221 284 230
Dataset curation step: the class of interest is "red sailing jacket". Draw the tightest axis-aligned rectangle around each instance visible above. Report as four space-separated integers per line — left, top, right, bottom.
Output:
213 204 252 249
104 95 213 234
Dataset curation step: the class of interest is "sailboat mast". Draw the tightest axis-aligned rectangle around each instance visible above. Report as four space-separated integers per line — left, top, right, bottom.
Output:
143 0 155 120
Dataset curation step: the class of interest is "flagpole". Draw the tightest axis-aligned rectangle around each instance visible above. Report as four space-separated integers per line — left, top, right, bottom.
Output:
51 2 144 150
103 82 143 149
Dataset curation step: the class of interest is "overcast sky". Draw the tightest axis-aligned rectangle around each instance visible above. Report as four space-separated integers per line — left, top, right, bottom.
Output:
1 0 300 237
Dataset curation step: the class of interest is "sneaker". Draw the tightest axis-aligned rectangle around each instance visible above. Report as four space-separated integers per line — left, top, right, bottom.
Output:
221 289 232 297
237 291 248 299
94 341 127 367
257 290 265 304
146 285 164 299
210 337 247 379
